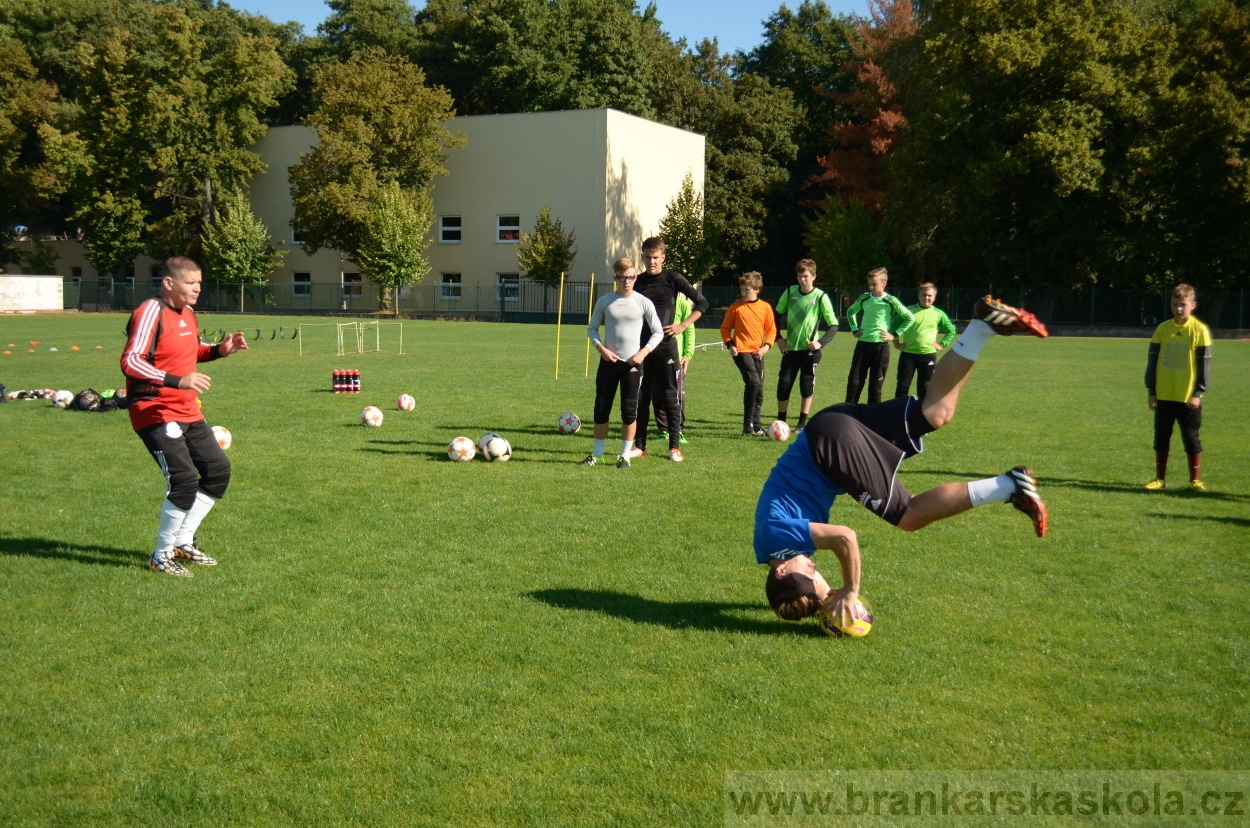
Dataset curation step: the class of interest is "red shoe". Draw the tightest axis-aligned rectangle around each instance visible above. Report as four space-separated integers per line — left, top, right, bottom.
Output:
973 295 1049 338
1007 466 1048 538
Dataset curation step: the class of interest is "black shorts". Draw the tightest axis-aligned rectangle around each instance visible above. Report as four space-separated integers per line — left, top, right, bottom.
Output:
802 397 928 525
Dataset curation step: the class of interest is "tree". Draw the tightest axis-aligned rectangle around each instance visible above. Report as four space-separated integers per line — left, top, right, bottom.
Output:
289 47 463 260
355 181 434 312
885 0 1157 289
1119 2 1250 289
808 0 917 214
654 40 799 279
40 1 291 273
658 171 715 282
413 0 657 117
516 202 577 284
0 34 65 251
200 188 288 312
804 196 887 295
319 0 419 60
740 1 858 275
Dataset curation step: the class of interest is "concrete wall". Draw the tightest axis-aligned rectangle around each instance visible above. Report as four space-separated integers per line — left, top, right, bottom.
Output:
603 108 705 265
0 275 63 312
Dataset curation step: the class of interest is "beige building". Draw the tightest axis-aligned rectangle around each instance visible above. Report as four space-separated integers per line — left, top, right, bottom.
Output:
8 108 704 314
250 107 705 311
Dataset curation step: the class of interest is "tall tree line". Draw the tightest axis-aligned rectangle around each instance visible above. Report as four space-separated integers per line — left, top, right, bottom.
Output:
3 0 1245 291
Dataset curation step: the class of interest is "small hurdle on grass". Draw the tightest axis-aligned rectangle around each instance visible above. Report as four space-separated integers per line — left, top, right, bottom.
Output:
298 320 404 356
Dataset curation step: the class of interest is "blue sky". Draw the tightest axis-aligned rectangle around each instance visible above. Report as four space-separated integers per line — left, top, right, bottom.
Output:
231 0 869 56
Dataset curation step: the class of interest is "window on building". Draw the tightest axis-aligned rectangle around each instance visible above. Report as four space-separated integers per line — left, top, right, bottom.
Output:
70 267 82 281
497 273 520 302
291 225 305 244
343 272 362 298
123 264 135 282
440 216 462 243
497 215 520 243
150 265 162 290
440 273 462 300
293 272 311 297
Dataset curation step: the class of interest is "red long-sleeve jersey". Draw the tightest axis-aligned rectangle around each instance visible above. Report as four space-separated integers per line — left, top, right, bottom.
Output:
120 298 220 430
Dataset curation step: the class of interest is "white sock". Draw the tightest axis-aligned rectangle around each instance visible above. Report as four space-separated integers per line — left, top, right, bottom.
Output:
155 498 187 557
621 439 634 457
967 474 1015 507
593 438 606 458
952 319 993 362
174 491 217 547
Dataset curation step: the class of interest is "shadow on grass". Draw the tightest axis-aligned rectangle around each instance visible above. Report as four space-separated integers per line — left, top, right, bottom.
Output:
528 588 824 637
1144 512 1250 529
359 439 587 464
0 535 142 569
919 469 1250 504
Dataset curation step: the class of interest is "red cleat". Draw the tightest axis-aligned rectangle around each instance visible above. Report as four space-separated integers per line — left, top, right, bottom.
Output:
1007 466 1048 538
973 295 1049 338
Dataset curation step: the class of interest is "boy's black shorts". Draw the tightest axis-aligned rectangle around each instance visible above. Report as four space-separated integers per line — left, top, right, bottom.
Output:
803 396 929 525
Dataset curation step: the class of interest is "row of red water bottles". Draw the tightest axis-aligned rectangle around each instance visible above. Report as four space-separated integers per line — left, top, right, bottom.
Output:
333 370 361 393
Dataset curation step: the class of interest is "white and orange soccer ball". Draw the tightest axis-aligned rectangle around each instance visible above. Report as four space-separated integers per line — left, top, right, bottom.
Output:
361 406 384 427
396 393 415 411
212 425 232 450
767 420 791 441
447 436 476 462
557 412 581 435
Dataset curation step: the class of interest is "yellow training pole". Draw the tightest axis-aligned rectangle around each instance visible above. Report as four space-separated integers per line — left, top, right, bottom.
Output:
583 273 596 377
554 272 566 379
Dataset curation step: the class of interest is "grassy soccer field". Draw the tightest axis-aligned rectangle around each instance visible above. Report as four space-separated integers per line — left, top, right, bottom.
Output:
1 313 1247 826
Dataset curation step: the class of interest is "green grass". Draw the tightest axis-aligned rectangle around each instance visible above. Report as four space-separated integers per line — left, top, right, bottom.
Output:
1 313 1248 826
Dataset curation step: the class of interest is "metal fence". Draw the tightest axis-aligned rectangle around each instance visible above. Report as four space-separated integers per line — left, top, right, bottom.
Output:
62 278 1250 329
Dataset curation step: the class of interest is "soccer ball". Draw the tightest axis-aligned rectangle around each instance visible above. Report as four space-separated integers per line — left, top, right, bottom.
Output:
477 432 502 454
481 435 512 462
361 406 384 427
212 425 233 450
52 390 73 409
448 436 476 462
818 596 874 638
767 420 791 441
396 393 415 411
557 412 581 434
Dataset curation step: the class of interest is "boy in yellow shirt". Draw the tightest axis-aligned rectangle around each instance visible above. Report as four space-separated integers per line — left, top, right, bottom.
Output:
721 271 777 436
1145 283 1212 491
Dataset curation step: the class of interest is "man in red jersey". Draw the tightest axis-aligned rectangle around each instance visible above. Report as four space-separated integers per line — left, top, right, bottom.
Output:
121 256 248 576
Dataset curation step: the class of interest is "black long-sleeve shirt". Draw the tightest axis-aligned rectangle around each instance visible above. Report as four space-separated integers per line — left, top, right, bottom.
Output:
633 269 709 345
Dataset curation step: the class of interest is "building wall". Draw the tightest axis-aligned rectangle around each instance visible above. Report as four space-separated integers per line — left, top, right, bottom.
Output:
11 108 704 311
248 126 362 309
603 108 705 266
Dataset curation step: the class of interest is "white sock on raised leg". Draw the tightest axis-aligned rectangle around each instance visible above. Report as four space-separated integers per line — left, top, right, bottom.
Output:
952 319 994 362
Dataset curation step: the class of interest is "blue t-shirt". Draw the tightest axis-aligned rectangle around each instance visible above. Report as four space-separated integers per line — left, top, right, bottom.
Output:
752 431 845 563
